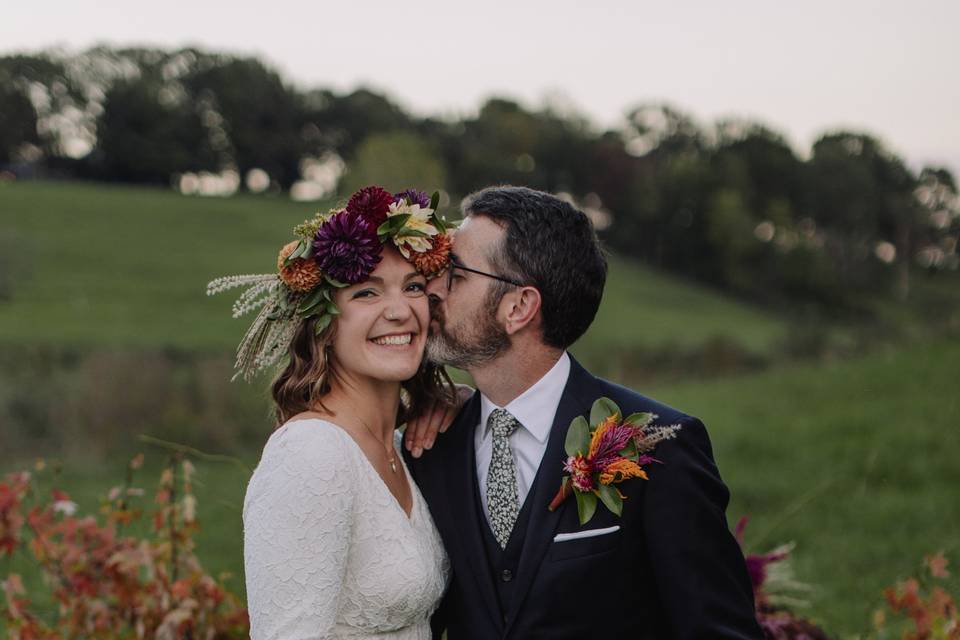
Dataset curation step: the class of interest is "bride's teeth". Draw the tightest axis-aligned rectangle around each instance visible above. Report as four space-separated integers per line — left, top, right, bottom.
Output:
373 334 412 346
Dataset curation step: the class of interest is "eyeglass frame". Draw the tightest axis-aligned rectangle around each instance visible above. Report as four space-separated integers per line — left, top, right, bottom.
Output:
445 258 526 292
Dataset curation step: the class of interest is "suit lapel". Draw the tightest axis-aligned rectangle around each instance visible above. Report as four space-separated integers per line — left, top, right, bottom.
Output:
505 357 601 629
440 391 502 625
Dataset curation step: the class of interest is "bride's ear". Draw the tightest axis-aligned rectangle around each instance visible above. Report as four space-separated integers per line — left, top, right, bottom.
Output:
501 286 542 336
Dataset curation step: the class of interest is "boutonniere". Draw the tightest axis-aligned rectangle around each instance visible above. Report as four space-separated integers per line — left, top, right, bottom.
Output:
549 397 681 524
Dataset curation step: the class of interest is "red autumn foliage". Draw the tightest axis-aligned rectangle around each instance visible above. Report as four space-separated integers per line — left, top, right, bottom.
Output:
0 456 248 639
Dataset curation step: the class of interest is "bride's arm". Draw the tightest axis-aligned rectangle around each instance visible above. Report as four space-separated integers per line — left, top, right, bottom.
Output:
243 425 355 640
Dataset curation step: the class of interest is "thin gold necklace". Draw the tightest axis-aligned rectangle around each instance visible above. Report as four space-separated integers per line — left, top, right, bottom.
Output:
357 416 398 473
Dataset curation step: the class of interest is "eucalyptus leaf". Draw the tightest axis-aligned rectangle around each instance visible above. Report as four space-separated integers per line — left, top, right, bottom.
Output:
314 313 333 335
324 275 349 288
597 484 623 516
377 214 410 237
296 287 326 313
590 397 621 427
395 228 429 238
619 439 639 460
326 302 340 315
289 239 308 261
564 416 591 457
575 490 598 525
624 412 654 427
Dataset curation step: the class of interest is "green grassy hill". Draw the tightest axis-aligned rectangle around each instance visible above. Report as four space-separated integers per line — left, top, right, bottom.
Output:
0 180 788 355
8 337 957 635
647 338 960 633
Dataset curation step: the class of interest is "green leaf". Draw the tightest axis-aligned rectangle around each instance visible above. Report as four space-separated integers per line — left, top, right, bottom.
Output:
596 484 623 516
429 190 440 212
590 397 621 428
619 439 638 460
624 412 654 427
575 490 598 525
283 240 307 267
377 214 410 238
324 275 349 288
296 287 326 314
314 313 333 335
395 228 429 238
326 302 340 315
564 416 591 457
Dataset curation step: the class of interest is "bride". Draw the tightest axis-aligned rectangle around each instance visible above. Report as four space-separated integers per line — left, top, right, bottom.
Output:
209 186 459 639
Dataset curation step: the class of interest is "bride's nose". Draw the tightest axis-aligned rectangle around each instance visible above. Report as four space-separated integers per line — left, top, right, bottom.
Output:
383 298 413 322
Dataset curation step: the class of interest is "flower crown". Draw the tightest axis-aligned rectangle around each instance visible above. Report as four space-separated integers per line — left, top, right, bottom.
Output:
207 185 453 381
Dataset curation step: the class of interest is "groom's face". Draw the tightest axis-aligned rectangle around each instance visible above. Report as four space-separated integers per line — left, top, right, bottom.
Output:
425 216 511 368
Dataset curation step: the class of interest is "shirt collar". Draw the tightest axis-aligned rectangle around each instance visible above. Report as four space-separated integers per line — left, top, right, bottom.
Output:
478 351 572 444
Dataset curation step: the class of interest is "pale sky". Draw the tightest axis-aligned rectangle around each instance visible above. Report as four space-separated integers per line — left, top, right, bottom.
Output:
3 0 959 175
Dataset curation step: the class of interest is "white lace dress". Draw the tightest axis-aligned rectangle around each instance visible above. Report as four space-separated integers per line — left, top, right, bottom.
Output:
243 419 450 640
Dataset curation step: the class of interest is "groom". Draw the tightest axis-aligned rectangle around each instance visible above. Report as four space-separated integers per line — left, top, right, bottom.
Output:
405 186 763 639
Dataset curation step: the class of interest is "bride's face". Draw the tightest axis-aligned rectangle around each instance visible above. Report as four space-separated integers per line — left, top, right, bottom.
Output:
330 247 430 384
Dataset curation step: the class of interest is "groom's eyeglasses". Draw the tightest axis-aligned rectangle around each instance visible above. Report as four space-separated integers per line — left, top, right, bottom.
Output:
445 259 525 292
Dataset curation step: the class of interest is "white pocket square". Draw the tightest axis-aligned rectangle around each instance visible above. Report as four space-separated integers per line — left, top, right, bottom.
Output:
553 525 621 542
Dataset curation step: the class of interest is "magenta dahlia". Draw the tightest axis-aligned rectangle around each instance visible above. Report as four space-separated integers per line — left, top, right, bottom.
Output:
394 188 431 209
313 210 383 284
346 186 394 229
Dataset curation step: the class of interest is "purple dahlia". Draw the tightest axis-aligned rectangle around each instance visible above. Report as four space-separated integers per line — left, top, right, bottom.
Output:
394 188 431 209
313 210 383 284
346 185 394 229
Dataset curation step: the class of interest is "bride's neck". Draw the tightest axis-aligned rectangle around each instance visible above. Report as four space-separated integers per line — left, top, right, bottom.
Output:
321 375 402 443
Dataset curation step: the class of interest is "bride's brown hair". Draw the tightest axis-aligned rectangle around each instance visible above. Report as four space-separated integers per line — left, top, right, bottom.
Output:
271 315 456 426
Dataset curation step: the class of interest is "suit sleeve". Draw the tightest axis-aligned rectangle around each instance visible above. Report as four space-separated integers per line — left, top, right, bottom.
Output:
642 417 764 639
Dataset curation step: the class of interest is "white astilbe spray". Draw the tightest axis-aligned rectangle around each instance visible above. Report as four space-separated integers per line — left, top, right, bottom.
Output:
631 414 682 454
206 273 277 296
231 279 282 318
208 273 302 380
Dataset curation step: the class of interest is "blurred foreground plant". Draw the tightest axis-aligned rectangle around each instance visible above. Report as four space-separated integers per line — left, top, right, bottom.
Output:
874 552 958 640
736 517 829 639
0 454 248 639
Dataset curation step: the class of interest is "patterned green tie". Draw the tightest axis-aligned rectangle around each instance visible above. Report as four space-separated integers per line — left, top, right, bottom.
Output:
486 408 521 548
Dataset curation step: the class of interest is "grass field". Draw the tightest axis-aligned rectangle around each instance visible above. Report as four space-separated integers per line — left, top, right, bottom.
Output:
6 337 958 635
647 338 960 633
0 180 788 357
2 180 958 635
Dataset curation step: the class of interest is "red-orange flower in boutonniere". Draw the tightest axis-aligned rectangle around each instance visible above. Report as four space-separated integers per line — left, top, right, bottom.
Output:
549 397 681 524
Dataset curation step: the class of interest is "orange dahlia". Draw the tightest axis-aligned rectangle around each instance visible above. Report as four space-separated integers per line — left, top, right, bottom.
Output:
277 241 323 292
411 233 452 277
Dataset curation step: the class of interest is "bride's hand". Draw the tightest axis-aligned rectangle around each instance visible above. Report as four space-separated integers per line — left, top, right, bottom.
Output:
405 384 473 458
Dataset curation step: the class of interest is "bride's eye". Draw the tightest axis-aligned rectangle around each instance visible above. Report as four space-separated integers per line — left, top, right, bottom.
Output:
352 289 377 299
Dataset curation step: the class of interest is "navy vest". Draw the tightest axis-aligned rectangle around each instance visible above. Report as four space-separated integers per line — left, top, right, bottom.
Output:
472 462 541 624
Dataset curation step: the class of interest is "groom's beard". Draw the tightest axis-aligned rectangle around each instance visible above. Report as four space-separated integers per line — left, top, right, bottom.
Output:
425 294 510 369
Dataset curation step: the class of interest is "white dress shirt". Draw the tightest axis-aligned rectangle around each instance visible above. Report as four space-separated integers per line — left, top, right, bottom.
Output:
475 352 571 523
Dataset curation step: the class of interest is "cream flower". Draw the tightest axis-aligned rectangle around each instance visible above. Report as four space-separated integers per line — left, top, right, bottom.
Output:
387 201 439 258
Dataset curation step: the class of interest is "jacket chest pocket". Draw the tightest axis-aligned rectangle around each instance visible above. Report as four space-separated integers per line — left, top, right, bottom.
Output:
547 525 622 562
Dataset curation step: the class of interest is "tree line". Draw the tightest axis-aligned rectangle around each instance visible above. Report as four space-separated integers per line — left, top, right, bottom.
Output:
1 46 957 312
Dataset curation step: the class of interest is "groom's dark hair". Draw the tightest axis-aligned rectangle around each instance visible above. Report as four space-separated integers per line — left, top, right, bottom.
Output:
461 185 607 350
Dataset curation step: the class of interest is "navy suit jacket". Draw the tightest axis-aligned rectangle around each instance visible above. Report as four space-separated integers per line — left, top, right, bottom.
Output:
404 356 763 639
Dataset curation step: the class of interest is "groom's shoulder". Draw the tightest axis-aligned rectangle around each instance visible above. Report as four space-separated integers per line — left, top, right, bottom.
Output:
587 370 693 426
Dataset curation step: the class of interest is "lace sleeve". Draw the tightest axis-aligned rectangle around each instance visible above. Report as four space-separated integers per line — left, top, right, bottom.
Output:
243 421 356 640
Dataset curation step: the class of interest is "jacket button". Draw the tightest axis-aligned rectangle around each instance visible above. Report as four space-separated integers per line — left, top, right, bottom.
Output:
501 569 512 582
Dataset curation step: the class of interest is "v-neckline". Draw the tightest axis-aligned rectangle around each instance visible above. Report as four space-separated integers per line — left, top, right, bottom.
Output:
297 418 416 521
